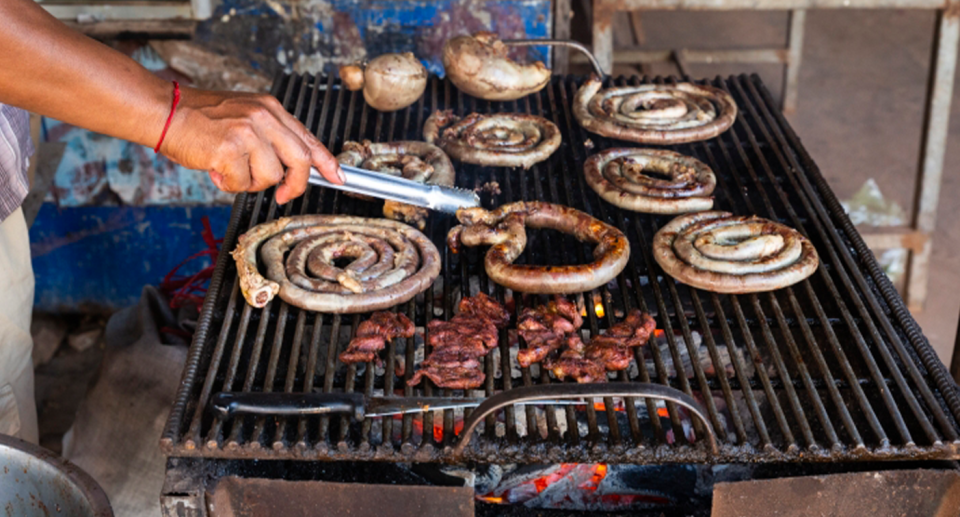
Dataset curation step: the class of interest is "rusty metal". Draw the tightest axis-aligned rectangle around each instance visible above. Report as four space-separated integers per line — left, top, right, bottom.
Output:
0 434 113 517
161 73 960 465
454 383 719 455
503 39 605 77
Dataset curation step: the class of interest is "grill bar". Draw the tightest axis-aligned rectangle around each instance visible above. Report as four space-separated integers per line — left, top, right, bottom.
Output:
162 73 960 464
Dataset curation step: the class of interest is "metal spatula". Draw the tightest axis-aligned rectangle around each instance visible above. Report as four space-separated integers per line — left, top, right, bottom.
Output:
308 164 480 214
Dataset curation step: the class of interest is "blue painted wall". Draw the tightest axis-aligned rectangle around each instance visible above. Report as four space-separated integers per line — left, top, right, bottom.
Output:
198 0 552 77
30 203 231 312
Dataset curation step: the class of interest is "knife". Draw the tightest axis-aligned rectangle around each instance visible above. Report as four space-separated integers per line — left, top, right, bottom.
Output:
308 164 480 214
211 392 586 420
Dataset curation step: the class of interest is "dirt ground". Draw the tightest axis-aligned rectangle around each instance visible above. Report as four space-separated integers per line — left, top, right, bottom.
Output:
584 9 960 365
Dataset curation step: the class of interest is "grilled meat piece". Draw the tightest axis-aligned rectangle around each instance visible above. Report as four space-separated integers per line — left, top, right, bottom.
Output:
584 337 635 371
547 310 657 383
408 293 508 389
518 332 584 368
339 312 415 364
408 366 486 390
545 348 608 384
516 297 583 367
458 292 511 328
607 309 657 342
428 318 499 352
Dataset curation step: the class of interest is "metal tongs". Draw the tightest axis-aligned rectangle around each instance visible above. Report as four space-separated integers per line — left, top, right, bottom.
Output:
308 164 480 214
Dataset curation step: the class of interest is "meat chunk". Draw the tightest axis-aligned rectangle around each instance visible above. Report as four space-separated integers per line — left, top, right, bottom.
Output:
458 292 511 328
407 293 508 390
408 366 486 390
547 310 657 383
545 348 608 384
518 332 584 368
516 297 583 368
339 312 415 365
427 317 499 352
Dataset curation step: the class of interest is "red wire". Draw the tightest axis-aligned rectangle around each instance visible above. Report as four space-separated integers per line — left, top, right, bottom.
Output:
160 215 222 310
153 81 180 153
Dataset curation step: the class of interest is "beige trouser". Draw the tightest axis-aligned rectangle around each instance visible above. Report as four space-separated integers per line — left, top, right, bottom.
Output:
0 207 37 443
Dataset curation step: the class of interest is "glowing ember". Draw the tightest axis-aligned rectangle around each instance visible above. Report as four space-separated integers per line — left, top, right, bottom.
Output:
477 463 670 510
592 402 625 412
594 303 605 318
579 464 607 491
409 415 464 443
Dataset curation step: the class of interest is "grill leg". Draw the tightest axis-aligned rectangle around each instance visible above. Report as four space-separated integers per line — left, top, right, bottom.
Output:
951 301 960 383
782 9 806 114
592 0 615 74
907 9 960 312
554 0 573 73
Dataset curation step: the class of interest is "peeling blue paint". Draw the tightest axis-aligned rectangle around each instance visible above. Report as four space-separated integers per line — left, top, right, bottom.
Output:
45 119 234 206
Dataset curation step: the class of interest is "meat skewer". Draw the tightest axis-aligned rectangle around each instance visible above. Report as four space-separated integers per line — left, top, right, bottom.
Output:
339 312 416 365
442 32 552 101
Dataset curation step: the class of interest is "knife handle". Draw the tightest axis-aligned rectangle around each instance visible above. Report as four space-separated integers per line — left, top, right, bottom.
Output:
211 392 365 421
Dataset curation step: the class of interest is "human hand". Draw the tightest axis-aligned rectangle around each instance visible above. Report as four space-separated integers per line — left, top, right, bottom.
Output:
158 87 344 204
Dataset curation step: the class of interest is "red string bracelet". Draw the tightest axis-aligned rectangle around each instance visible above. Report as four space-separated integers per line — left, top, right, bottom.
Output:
154 80 180 153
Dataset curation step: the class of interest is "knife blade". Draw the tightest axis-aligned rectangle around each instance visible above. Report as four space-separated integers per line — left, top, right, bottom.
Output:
211 392 587 420
308 164 480 214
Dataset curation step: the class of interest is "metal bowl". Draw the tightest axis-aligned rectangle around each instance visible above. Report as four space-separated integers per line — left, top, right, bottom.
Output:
0 433 112 517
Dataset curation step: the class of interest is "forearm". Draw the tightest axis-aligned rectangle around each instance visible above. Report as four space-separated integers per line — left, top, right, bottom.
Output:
0 0 170 148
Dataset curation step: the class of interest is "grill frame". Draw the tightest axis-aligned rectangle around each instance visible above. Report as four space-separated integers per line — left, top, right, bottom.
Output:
161 72 960 464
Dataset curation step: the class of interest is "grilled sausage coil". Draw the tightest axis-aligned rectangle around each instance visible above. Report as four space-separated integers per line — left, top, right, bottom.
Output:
653 211 819 293
336 140 455 228
447 201 630 294
424 110 561 169
573 77 737 144
584 148 716 214
233 215 440 313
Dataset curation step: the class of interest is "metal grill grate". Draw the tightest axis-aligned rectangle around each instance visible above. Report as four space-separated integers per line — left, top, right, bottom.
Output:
161 73 960 464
